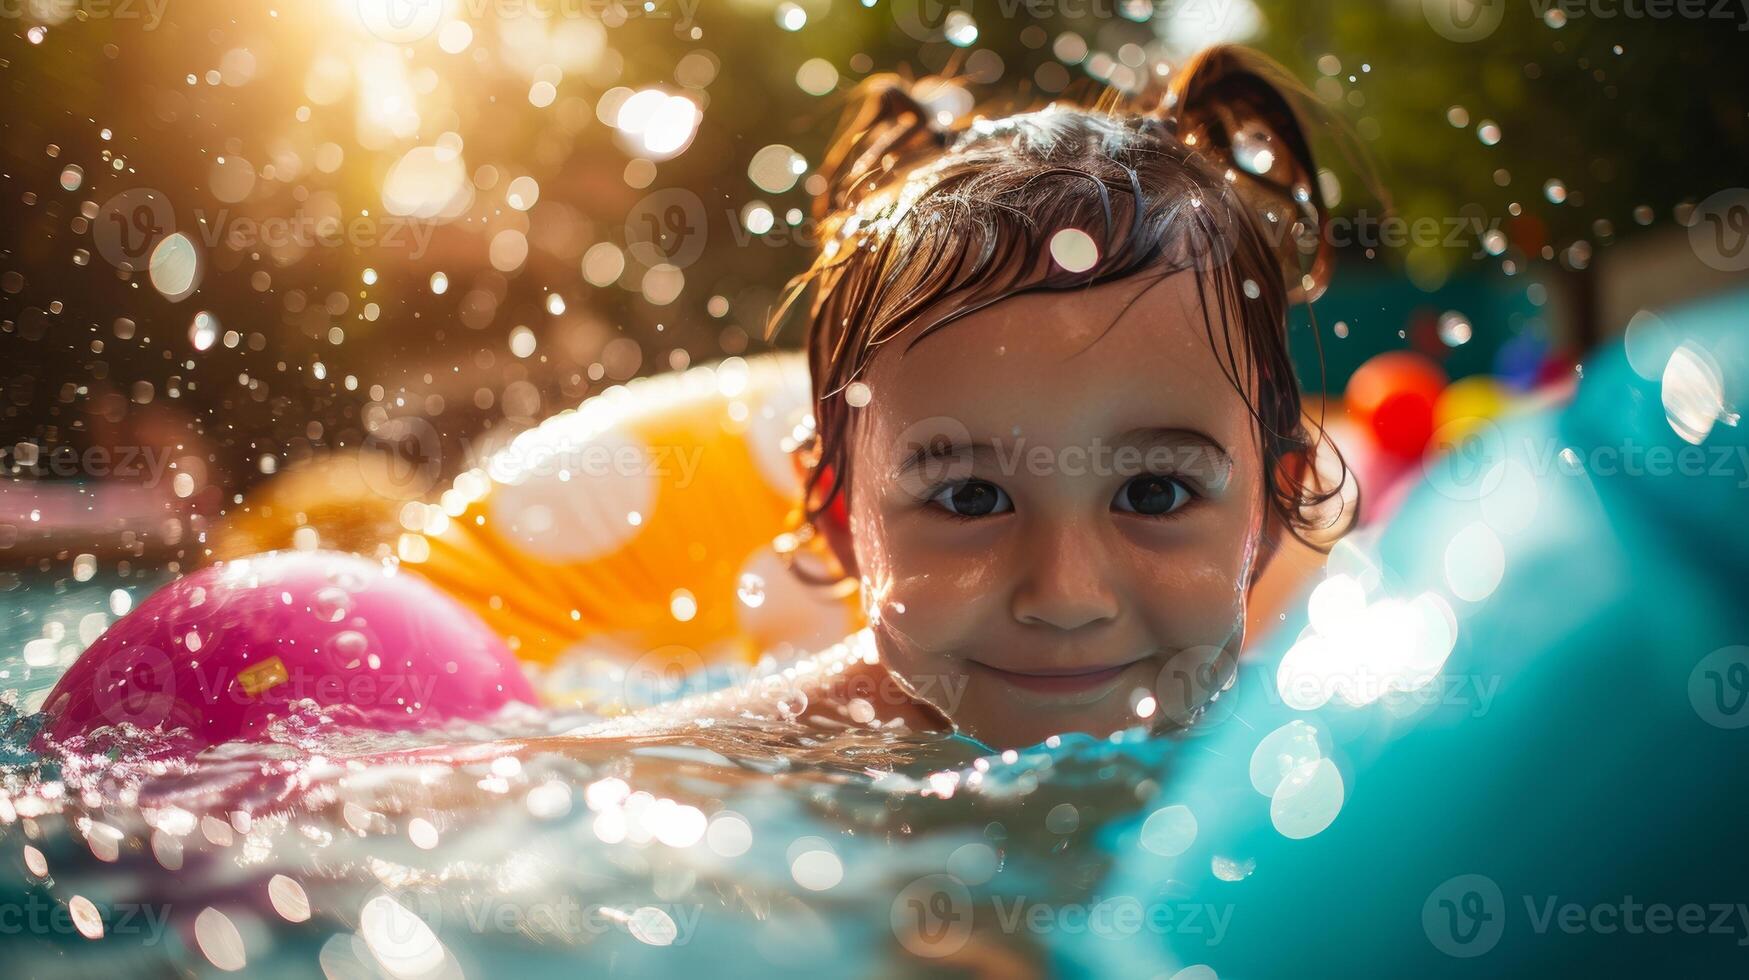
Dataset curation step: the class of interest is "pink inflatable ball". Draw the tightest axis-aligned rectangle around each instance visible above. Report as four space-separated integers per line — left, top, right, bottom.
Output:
34 551 538 753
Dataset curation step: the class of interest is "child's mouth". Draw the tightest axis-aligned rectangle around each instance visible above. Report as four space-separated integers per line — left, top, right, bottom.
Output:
969 659 1144 699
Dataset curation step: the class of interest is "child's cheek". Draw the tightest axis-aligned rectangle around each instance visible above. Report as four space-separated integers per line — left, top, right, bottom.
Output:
853 506 1004 653
1123 521 1255 646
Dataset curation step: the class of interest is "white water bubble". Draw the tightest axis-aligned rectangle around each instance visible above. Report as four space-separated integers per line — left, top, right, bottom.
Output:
1138 804 1198 857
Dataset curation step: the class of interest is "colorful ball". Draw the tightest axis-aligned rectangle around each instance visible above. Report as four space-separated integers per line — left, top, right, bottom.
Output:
1430 374 1512 453
35 550 537 752
1345 351 1449 459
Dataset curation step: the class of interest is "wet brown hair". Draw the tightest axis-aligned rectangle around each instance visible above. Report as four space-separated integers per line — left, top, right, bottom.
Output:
768 45 1353 573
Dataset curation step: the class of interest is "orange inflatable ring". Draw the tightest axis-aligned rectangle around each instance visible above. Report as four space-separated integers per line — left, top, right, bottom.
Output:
399 353 864 681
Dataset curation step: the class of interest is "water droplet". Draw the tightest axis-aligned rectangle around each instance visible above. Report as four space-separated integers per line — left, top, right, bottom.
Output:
329 630 369 669
669 588 697 622
1437 311 1473 347
1139 804 1197 856
736 572 767 608
1049 228 1099 273
311 586 351 623
268 875 311 922
190 311 219 351
1045 802 1080 834
1231 128 1276 176
69 896 103 939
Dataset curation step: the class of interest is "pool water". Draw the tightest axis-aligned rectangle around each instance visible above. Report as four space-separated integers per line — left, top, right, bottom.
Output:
3 298 1748 978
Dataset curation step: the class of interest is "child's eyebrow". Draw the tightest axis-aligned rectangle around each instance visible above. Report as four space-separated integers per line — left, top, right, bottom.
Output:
889 427 1233 479
1117 427 1236 483
890 439 1000 480
1118 427 1234 464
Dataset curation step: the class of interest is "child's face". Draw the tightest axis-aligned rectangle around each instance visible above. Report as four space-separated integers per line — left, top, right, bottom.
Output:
836 270 1269 749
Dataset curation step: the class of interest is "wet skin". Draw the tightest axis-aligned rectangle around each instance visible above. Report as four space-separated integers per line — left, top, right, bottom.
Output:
811 270 1274 749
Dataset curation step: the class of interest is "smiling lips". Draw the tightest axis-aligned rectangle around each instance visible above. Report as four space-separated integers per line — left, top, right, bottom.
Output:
973 659 1141 695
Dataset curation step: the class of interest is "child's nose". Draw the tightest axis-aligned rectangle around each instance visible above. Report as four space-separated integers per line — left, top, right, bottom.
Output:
1008 522 1121 632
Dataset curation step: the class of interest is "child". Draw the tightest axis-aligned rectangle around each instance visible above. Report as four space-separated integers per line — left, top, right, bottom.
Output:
647 45 1351 751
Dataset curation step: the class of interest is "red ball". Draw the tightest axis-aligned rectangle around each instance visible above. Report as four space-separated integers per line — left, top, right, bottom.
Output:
1345 351 1449 459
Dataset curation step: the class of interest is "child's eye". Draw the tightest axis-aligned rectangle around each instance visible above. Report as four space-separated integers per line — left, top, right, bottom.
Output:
1112 474 1193 517
930 480 1012 519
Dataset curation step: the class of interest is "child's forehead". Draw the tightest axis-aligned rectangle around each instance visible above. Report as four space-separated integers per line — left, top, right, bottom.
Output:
894 268 1241 367
854 271 1261 447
